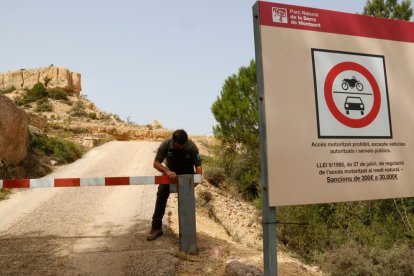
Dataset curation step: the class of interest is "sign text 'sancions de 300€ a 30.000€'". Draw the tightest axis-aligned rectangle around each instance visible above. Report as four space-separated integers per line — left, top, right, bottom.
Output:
255 1 414 207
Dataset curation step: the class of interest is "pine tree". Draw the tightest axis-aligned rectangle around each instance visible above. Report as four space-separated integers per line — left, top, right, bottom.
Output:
211 60 260 199
211 60 259 153
363 0 413 20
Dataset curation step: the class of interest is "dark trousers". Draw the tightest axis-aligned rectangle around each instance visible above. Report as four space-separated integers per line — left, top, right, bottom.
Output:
151 184 170 230
151 170 194 230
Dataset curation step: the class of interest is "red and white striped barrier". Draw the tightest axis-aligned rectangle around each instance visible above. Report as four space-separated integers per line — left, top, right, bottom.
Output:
0 174 202 189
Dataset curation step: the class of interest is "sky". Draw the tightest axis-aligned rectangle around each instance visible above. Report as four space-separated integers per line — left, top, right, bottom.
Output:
1 0 369 135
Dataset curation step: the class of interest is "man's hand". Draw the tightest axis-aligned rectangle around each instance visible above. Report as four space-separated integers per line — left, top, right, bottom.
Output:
166 170 177 183
154 161 177 183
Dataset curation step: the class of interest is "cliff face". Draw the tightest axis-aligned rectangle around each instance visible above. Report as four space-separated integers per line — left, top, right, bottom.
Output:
0 66 81 94
0 94 29 165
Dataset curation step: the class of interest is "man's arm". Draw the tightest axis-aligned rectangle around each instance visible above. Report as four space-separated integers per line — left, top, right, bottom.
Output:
195 165 202 175
153 161 177 182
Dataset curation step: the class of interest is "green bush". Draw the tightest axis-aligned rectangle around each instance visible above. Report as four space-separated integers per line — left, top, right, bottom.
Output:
88 112 97 120
204 166 226 187
48 88 68 101
197 190 213 208
318 241 414 276
0 159 13 200
15 83 48 106
70 101 87 117
0 159 13 179
14 83 70 106
35 98 53 112
113 114 122 122
31 134 86 164
277 200 414 272
0 188 11 200
28 82 48 100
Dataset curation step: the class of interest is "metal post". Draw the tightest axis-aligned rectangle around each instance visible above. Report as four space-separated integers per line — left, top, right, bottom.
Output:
253 3 278 276
177 174 197 254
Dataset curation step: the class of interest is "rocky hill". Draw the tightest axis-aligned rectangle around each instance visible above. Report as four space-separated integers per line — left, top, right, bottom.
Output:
0 66 81 94
1 66 172 142
0 66 173 178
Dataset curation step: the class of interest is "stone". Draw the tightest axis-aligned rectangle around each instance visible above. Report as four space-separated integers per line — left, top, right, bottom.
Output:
3 70 23 91
224 261 263 276
22 69 40 90
82 136 98 147
150 120 163 129
0 94 29 165
39 66 59 87
0 66 82 94
55 67 72 92
72 72 81 94
27 112 48 130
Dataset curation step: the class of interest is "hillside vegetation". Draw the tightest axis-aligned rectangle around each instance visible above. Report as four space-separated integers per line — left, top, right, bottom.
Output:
0 82 169 199
208 61 414 275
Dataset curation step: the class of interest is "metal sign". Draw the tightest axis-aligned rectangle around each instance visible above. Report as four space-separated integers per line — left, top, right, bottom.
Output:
254 2 414 207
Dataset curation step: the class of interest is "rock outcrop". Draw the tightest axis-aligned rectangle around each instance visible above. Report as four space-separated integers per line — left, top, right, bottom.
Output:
0 95 29 165
77 124 172 141
0 66 81 94
225 261 263 276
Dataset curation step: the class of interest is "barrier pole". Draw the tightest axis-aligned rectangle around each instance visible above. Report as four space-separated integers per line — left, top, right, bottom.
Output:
177 174 197 254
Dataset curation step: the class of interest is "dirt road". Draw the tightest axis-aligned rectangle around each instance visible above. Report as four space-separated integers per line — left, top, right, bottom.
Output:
0 141 180 275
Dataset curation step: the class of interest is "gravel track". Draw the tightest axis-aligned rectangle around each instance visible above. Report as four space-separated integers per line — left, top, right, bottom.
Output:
0 141 179 275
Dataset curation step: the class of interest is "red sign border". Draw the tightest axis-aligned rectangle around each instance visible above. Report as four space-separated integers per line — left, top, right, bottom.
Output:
258 1 414 44
324 62 381 128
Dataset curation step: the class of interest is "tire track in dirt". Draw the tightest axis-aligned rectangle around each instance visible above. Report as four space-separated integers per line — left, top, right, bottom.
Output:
0 141 180 275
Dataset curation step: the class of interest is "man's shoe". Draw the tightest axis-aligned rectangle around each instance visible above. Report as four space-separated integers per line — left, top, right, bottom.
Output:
147 229 163 241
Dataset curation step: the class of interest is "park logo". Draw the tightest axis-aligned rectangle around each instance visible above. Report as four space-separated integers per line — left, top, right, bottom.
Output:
312 49 392 138
272 7 288 24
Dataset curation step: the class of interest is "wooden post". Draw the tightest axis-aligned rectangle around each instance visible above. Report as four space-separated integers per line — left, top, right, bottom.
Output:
177 174 197 254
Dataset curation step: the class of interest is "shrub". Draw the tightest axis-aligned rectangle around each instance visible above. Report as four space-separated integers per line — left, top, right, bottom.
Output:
94 137 112 147
31 134 86 164
319 242 414 276
277 199 414 272
88 112 97 120
100 114 111 121
113 114 122 122
35 98 53 112
44 77 52 87
48 88 68 101
29 82 48 99
204 166 226 187
0 159 13 200
0 188 11 200
14 96 30 106
0 159 13 179
70 101 87 117
1 85 16 94
15 83 48 105
197 190 213 208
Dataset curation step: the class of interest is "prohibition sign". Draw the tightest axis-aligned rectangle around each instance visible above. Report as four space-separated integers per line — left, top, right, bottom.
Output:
324 62 381 128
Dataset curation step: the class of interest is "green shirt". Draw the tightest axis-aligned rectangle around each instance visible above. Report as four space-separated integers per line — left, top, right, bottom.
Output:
154 138 202 174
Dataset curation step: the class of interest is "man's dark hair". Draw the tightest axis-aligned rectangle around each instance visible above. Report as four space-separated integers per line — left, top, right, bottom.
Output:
172 129 188 146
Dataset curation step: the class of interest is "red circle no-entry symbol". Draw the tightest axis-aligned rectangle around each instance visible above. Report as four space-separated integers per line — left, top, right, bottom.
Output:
324 62 381 128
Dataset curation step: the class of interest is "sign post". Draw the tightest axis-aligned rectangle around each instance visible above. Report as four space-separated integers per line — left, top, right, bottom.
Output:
253 3 277 276
177 174 197 254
